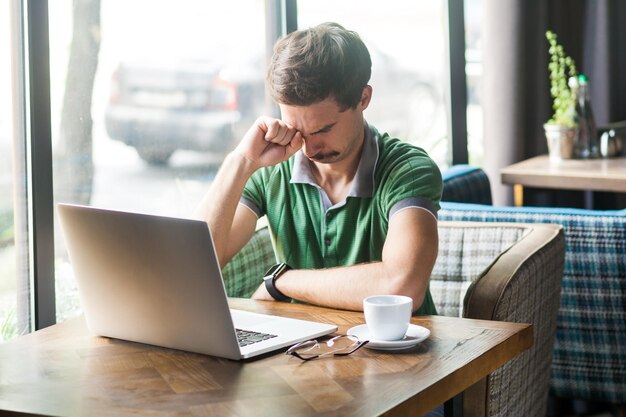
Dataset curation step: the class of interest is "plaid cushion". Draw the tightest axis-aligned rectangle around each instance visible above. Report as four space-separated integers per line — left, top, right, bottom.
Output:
221 227 275 298
442 165 493 204
431 226 528 317
440 202 626 403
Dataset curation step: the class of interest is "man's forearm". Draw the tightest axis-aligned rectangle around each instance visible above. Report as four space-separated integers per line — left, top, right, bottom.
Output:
263 210 438 312
196 151 256 262
274 262 430 312
197 117 303 264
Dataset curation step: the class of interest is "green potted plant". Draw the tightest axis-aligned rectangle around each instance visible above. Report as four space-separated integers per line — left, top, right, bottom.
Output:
544 30 579 160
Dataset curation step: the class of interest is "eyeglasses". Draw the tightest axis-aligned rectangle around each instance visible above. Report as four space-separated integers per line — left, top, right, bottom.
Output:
285 334 369 361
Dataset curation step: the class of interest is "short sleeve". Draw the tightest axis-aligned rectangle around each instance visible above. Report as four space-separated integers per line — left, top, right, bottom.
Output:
241 167 269 217
378 148 443 220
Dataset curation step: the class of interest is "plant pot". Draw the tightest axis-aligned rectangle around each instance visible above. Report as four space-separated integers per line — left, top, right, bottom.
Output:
544 124 577 160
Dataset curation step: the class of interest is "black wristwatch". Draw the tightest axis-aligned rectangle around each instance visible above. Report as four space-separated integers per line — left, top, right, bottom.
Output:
263 263 292 302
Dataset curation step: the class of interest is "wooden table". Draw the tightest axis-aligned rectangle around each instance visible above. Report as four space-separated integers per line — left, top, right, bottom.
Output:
501 154 626 206
0 299 532 417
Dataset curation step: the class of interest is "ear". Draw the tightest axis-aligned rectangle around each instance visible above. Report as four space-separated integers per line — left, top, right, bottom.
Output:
359 85 373 111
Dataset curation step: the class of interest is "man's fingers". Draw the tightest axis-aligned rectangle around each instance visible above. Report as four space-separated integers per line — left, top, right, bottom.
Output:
264 119 298 146
262 118 280 140
287 132 304 155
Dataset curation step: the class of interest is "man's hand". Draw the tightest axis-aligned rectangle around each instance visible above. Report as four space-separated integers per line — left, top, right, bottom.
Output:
235 117 304 170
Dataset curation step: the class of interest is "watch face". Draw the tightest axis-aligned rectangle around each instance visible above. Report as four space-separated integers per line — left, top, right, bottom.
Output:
264 263 282 278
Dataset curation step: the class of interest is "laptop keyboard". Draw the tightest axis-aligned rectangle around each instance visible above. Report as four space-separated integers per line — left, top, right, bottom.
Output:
236 328 278 347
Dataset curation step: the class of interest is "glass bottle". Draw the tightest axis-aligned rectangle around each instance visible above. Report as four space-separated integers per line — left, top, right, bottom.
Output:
574 74 599 158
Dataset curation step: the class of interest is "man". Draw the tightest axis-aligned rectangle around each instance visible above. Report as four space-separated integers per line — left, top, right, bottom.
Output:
197 22 442 314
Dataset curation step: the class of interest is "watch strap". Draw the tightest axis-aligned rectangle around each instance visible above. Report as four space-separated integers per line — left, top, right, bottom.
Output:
264 263 291 302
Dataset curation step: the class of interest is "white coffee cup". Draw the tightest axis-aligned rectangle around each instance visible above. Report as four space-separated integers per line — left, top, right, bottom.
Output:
363 295 413 341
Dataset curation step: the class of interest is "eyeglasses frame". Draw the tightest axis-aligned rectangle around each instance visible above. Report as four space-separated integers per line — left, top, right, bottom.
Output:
285 334 369 361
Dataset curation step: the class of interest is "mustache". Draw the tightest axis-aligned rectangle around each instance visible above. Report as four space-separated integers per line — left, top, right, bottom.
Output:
309 151 340 161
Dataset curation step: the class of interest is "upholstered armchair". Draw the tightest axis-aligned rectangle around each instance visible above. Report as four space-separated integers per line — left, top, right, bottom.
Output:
222 220 565 417
440 164 626 409
432 221 564 417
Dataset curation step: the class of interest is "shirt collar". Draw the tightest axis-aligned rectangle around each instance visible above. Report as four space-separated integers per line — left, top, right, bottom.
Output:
290 123 379 198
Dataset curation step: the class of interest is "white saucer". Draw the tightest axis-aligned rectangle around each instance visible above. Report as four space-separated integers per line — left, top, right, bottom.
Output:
347 324 430 351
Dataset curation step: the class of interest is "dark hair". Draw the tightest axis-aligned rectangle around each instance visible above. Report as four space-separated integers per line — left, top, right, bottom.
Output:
266 22 372 110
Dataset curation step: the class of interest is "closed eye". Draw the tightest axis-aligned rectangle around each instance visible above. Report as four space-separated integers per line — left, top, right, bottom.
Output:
311 123 336 136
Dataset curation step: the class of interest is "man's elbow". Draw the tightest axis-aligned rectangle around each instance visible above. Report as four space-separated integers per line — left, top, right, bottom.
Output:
386 272 429 313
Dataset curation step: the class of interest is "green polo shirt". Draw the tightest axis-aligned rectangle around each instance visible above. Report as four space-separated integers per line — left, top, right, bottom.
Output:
240 124 442 315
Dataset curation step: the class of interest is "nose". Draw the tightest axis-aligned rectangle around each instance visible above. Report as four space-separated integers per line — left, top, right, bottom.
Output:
301 136 321 156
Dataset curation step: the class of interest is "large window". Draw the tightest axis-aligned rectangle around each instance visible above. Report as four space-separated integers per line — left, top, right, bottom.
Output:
298 0 451 167
49 0 270 322
8 0 473 333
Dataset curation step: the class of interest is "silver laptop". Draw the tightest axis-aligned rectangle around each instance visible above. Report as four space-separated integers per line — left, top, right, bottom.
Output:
57 203 337 360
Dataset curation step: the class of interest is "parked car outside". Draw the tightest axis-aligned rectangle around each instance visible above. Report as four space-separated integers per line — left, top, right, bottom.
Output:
104 58 265 165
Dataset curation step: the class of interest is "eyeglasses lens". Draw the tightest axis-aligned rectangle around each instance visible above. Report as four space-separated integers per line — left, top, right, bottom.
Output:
288 335 360 359
326 335 360 353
